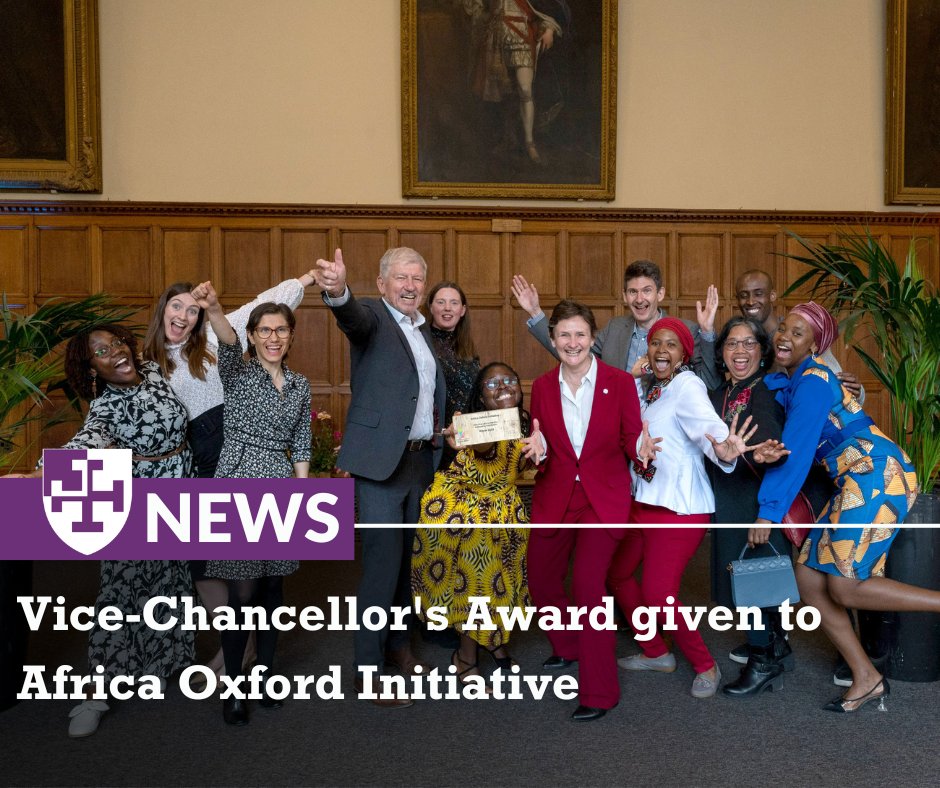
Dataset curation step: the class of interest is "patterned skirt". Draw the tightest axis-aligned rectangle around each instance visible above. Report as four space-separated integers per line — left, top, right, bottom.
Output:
411 527 530 649
90 561 194 679
797 528 898 580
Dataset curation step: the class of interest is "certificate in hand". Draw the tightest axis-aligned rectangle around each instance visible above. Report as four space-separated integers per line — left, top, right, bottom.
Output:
452 408 521 448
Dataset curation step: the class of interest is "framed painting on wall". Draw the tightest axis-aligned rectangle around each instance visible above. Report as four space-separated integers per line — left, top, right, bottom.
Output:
886 0 940 204
0 0 101 193
401 0 617 200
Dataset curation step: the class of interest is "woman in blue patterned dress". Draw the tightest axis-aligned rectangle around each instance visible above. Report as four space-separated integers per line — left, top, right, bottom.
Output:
754 302 940 713
196 282 311 726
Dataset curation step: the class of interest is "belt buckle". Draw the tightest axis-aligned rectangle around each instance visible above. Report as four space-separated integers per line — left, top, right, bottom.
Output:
407 439 425 452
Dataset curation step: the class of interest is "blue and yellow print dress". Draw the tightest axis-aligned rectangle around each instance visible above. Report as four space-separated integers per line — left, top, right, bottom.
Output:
760 356 918 579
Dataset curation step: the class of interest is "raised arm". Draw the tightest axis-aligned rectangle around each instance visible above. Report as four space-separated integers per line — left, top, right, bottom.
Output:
192 281 237 346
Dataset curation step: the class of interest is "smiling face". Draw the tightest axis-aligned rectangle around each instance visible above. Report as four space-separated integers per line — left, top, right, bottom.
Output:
88 330 140 388
248 313 294 365
162 291 201 344
623 275 666 328
735 272 777 326
378 260 426 318
722 323 762 383
551 316 594 374
774 312 816 371
647 328 686 380
428 287 466 331
480 364 522 411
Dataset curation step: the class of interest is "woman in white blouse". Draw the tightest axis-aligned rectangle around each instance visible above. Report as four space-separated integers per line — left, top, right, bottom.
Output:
142 270 316 681
606 317 773 699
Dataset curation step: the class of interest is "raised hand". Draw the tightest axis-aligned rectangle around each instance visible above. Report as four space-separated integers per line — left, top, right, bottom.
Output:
695 284 719 333
637 419 662 468
315 248 347 298
521 417 545 465
190 281 219 311
511 274 542 319
630 354 651 379
707 412 759 463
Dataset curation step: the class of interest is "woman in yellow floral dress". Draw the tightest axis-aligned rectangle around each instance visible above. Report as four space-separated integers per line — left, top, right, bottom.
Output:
412 362 531 683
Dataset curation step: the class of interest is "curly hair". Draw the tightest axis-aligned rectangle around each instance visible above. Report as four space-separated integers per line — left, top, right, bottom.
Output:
143 282 215 380
714 316 775 373
468 361 530 437
64 323 143 401
246 302 296 360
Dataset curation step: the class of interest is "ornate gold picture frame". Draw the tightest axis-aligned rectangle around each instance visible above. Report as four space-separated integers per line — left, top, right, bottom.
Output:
401 0 617 200
885 0 940 204
0 0 101 193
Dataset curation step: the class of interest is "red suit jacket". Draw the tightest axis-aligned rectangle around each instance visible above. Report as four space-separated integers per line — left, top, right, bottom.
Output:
530 359 643 524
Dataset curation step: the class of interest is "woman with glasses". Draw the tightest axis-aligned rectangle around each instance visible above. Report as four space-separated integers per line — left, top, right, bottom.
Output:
5 323 195 737
196 283 311 726
412 362 531 682
142 272 315 687
707 316 795 697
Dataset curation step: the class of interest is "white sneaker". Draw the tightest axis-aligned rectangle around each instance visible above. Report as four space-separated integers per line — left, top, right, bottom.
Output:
68 700 109 738
691 665 722 699
617 652 677 673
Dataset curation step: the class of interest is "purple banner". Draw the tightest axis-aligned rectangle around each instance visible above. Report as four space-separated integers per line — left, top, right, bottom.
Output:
3 449 354 559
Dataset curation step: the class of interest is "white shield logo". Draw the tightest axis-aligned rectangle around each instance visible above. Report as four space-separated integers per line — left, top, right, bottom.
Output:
42 448 133 556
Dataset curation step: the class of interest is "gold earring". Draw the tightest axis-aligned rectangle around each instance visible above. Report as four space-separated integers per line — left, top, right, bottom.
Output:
90 370 97 398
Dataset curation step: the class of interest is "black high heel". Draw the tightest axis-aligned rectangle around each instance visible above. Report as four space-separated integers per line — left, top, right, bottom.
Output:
822 678 890 713
483 645 517 671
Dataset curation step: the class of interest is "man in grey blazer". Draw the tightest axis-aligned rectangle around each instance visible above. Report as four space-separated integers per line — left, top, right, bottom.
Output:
317 246 445 707
512 259 722 389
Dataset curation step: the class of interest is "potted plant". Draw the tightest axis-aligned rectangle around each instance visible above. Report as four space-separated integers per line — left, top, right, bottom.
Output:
309 408 342 477
782 227 940 681
1 292 136 470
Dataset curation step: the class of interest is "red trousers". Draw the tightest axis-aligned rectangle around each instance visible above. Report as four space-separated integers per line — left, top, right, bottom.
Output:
607 502 714 675
527 483 625 709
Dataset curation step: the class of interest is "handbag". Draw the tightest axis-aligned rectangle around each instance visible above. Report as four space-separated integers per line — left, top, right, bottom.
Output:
741 456 815 547
781 491 814 547
728 542 800 609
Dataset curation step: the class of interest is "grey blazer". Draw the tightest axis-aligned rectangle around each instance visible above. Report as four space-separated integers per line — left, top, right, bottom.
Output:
527 312 721 390
327 292 446 481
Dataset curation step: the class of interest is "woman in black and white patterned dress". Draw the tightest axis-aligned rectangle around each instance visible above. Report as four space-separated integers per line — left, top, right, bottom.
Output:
195 281 311 726
7 323 195 738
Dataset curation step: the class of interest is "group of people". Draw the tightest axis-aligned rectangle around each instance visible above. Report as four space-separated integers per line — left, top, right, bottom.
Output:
6 248 939 734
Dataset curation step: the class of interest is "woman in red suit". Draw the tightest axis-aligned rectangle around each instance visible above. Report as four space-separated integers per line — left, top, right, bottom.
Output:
521 300 659 722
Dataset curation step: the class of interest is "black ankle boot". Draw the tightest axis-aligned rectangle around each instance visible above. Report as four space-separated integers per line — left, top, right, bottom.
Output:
722 645 785 698
769 618 795 672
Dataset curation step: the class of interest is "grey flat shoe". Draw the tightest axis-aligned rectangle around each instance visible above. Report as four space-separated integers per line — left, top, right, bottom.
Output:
617 652 677 673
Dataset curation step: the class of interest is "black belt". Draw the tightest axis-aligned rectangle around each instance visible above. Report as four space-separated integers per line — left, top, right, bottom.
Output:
405 439 431 452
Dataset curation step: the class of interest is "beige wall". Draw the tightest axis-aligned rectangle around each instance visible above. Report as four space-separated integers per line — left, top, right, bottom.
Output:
4 0 911 210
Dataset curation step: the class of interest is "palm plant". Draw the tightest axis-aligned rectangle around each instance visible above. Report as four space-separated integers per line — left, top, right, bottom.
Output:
0 293 137 470
782 228 940 493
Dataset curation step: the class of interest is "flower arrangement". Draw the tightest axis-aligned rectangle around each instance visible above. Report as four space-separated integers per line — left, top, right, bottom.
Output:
310 409 342 475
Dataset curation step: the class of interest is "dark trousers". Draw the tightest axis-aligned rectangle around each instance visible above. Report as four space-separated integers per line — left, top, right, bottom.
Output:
353 445 433 673
188 404 224 479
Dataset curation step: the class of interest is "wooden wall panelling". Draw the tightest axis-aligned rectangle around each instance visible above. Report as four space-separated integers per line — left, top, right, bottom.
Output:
221 228 273 297
4 202 940 468
568 232 615 301
100 227 152 296
35 224 92 297
455 232 501 297
0 220 29 298
162 228 213 288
